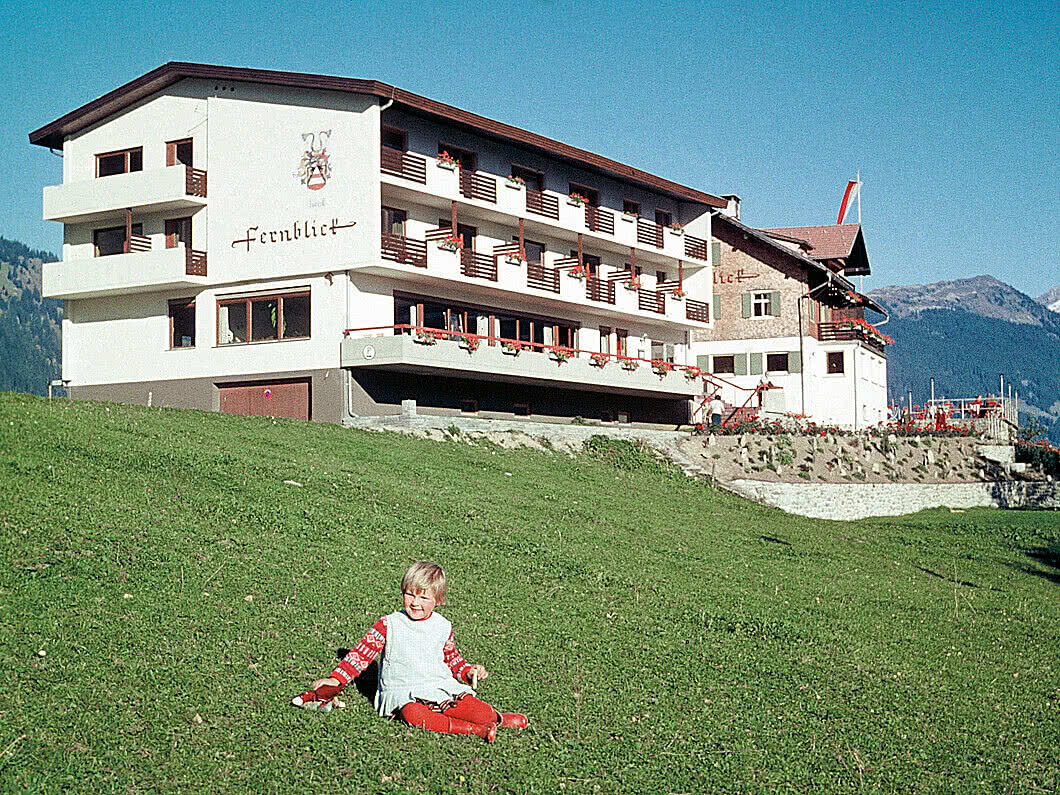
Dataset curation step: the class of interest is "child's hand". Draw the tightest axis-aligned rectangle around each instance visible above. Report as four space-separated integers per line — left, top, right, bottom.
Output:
465 665 488 686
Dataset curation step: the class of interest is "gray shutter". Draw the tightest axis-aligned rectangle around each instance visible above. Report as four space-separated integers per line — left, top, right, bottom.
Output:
712 294 721 320
788 350 802 373
697 355 711 371
711 241 722 265
749 352 763 375
734 353 748 376
770 291 781 317
742 293 752 318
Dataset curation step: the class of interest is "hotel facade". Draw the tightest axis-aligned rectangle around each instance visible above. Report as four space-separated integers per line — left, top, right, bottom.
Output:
31 62 887 429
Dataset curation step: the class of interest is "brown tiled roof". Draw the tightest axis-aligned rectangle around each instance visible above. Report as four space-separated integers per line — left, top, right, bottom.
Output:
761 224 861 260
29 62 727 208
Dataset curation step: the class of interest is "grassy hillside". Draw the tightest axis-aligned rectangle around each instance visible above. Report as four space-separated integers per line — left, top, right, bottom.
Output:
1 393 1057 793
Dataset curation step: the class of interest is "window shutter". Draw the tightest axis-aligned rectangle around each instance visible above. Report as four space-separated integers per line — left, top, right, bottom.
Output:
166 142 175 167
711 241 722 265
697 354 711 371
742 293 752 318
734 353 748 376
770 291 781 317
789 351 802 373
749 352 763 375
712 294 721 320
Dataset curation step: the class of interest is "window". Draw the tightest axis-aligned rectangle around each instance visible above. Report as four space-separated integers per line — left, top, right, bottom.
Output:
599 326 612 355
651 340 664 361
382 127 407 151
616 328 628 357
568 183 599 206
96 147 142 177
166 139 193 167
827 351 845 374
753 292 771 317
218 291 310 345
569 250 600 276
554 324 577 348
623 200 640 216
440 144 475 170
510 165 544 191
713 355 736 375
656 270 667 285
165 217 191 249
655 210 672 228
513 236 545 264
93 223 142 256
766 353 789 373
169 299 195 349
382 206 407 236
438 219 475 250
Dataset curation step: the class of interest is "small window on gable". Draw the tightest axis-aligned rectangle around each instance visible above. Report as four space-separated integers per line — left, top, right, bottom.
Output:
169 299 195 349
382 127 407 151
827 351 845 374
766 353 789 373
97 147 143 177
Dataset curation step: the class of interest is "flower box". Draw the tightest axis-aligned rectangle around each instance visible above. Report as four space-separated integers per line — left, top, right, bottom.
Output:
567 192 588 207
436 151 458 170
548 347 574 365
624 277 642 291
670 224 684 235
651 360 675 379
670 288 686 301
589 353 610 368
504 252 527 266
437 235 464 252
457 334 481 353
621 212 638 223
500 340 523 356
619 357 640 372
567 264 588 280
414 330 441 345
683 366 703 382
505 176 525 189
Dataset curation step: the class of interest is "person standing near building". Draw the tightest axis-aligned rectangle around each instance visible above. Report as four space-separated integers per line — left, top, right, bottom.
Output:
709 394 724 429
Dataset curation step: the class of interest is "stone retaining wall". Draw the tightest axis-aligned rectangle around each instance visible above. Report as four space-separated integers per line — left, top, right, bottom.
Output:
727 480 1060 520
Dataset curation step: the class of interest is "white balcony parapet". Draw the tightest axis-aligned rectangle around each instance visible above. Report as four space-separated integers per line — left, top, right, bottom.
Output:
340 330 702 398
43 166 207 224
42 244 207 300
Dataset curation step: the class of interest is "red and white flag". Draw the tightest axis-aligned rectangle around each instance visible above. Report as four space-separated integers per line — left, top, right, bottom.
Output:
837 178 860 224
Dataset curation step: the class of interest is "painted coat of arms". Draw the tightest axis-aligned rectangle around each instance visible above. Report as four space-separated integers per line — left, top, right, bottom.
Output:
297 130 332 191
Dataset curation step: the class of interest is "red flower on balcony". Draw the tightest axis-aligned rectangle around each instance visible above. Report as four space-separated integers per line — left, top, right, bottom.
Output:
590 352 610 368
568 192 588 207
624 276 642 291
437 150 458 169
438 235 464 252
567 263 588 280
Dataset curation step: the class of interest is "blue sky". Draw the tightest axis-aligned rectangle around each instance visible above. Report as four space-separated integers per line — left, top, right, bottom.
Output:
5 0 1058 298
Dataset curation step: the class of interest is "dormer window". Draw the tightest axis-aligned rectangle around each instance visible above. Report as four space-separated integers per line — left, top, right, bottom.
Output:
96 147 142 177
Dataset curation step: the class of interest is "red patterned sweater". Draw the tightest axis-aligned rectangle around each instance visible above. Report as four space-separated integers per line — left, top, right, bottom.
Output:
329 616 473 687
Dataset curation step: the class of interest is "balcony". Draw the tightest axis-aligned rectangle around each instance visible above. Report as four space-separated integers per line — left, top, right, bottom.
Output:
43 166 208 224
817 322 888 356
42 243 208 300
341 327 703 399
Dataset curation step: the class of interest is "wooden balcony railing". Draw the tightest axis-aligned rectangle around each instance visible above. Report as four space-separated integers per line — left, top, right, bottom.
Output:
527 263 560 293
185 167 207 197
638 289 666 314
637 218 664 248
684 234 708 260
126 234 152 253
460 249 498 281
585 205 615 235
185 248 207 276
381 233 428 267
380 145 427 185
526 188 559 220
817 322 887 355
685 298 710 323
459 170 497 203
585 276 615 305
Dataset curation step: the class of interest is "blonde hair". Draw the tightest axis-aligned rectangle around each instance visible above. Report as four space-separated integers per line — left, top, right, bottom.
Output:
401 561 447 604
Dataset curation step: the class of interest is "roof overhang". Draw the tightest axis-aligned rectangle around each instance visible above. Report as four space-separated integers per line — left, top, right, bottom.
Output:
29 62 728 210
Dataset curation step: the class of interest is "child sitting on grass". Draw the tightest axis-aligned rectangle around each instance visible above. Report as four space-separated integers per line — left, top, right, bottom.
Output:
292 560 527 743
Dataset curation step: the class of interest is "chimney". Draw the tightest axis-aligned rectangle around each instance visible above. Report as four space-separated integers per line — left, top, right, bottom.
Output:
721 194 741 220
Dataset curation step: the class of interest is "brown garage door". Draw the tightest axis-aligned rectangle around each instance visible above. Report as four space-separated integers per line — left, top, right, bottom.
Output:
218 379 310 421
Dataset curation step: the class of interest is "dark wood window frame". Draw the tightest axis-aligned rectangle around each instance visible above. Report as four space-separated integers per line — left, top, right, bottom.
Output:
381 126 408 151
96 147 143 177
93 223 143 257
216 290 311 346
166 138 193 168
382 206 408 236
165 217 192 249
655 209 673 227
569 182 599 206
510 164 544 191
826 351 845 375
169 298 196 350
713 355 736 375
439 143 476 171
512 235 546 264
766 352 790 373
623 199 641 216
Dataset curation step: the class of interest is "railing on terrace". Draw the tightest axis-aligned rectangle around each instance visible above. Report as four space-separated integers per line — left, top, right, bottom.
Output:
637 218 664 248
185 167 207 197
585 276 615 304
685 298 710 323
381 233 428 267
638 289 666 314
460 249 498 281
126 234 151 253
380 145 427 184
684 234 708 260
527 262 560 293
185 248 207 276
585 205 615 235
526 188 559 220
459 170 497 203
817 322 886 355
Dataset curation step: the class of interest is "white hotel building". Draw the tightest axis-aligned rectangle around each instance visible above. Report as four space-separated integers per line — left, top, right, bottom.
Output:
31 62 887 428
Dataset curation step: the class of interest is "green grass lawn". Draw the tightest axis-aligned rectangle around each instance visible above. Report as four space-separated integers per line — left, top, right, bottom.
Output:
1 392 1057 793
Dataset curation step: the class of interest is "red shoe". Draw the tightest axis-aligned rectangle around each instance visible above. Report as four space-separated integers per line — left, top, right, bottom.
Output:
499 712 528 729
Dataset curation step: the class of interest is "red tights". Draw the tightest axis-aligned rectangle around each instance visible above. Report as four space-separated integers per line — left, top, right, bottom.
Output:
400 696 498 738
